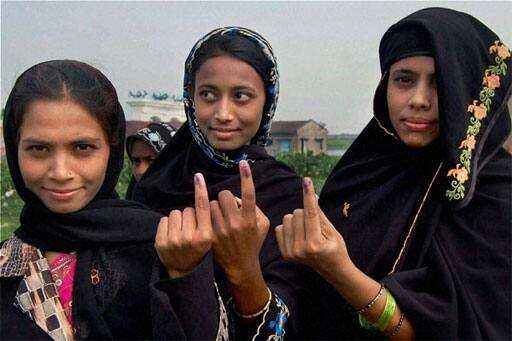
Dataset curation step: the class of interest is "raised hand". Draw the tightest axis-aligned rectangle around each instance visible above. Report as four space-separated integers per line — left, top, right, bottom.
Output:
275 177 350 281
155 173 213 278
210 160 270 284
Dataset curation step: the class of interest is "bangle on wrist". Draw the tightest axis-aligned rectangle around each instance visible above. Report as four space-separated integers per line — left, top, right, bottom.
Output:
387 312 405 339
359 289 397 333
233 287 272 319
354 282 385 314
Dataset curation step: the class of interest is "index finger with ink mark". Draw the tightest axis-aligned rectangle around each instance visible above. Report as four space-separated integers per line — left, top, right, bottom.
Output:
239 160 256 220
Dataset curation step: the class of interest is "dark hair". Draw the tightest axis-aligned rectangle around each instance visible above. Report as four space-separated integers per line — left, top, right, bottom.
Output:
189 34 272 87
11 60 121 145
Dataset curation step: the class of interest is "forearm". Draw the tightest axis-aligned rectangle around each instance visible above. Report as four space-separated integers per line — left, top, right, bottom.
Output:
323 257 415 339
228 263 269 316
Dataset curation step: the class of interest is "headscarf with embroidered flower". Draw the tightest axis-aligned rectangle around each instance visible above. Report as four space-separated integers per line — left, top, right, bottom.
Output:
319 8 511 339
133 27 310 338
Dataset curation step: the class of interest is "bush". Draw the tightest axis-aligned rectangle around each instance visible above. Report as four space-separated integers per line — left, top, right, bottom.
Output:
275 152 339 191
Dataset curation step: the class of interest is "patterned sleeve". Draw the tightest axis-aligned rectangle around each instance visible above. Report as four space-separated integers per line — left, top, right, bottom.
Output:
227 289 290 341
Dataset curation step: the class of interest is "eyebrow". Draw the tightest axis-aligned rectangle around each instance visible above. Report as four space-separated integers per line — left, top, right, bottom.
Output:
20 136 104 144
196 82 258 92
391 69 415 75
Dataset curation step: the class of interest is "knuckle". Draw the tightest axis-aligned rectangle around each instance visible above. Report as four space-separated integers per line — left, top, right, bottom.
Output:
305 207 318 219
243 191 255 202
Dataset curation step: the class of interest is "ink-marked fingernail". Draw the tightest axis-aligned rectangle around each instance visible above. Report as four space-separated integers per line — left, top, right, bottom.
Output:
303 178 309 192
240 160 250 177
194 173 202 185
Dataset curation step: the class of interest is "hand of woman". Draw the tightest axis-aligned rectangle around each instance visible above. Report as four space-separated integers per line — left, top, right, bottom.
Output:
210 160 270 284
155 173 213 278
275 177 350 282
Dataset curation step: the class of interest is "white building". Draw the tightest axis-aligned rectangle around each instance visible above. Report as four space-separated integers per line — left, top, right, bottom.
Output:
125 98 186 122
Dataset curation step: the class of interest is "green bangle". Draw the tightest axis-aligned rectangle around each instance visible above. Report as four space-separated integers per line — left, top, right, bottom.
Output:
373 289 396 332
358 289 397 333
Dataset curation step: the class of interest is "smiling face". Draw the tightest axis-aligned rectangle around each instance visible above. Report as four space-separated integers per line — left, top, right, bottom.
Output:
387 55 440 148
17 100 110 213
191 55 266 151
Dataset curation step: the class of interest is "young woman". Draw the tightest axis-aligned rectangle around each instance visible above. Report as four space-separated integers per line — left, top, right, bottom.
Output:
0 60 220 340
276 8 511 339
133 27 312 339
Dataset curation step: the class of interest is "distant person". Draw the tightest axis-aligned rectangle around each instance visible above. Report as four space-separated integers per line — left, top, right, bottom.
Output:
125 122 175 199
276 7 511 339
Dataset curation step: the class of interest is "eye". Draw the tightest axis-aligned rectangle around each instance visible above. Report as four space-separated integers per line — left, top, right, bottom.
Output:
27 144 49 153
199 90 216 102
74 143 97 153
234 91 252 102
394 76 412 85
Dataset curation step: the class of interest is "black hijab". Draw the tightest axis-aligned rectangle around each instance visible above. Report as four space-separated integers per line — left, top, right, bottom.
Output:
3 60 162 252
133 28 307 335
125 122 175 199
319 8 511 339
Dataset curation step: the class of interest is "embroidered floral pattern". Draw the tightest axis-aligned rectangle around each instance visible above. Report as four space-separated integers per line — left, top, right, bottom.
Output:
342 201 350 218
446 40 510 201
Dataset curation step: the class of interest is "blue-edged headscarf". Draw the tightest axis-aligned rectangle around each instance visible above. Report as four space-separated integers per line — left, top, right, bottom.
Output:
183 26 279 167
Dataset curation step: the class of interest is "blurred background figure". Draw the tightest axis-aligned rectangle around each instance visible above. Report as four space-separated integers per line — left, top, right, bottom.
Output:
125 122 175 198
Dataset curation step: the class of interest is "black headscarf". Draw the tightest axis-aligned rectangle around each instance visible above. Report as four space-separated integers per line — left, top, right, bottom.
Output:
3 60 162 252
125 122 175 199
319 8 511 339
133 27 307 336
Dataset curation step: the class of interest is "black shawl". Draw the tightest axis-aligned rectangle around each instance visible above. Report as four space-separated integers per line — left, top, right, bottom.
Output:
133 126 307 328
4 62 162 252
319 8 511 339
3 60 162 338
133 27 308 336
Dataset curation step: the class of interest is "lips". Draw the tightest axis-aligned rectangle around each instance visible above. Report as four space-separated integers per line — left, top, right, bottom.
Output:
44 188 81 201
210 127 240 139
402 117 438 132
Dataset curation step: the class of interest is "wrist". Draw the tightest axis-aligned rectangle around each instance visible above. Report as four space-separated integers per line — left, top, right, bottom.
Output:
224 260 262 286
319 254 358 291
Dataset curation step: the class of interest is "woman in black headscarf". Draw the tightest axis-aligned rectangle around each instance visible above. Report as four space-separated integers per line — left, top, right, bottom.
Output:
276 7 511 339
133 27 310 339
0 60 219 340
125 122 175 199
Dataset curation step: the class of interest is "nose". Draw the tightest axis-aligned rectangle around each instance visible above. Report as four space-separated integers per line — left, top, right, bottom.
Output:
214 97 233 123
408 81 433 111
48 152 74 182
134 162 149 181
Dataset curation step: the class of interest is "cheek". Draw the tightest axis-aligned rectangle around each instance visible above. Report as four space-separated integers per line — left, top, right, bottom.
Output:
17 152 41 186
88 150 110 186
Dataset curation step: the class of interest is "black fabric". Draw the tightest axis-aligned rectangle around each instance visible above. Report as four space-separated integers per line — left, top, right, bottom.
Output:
3 62 162 252
133 125 310 337
1 60 199 339
125 122 175 200
319 8 511 339
1 243 219 340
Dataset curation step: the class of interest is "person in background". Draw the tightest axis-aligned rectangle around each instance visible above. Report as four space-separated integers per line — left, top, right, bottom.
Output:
125 122 175 199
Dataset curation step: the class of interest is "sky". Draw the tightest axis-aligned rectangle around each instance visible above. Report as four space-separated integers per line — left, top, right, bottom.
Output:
2 1 511 134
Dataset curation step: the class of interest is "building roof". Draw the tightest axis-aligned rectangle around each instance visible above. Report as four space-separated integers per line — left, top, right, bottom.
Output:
270 120 326 136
